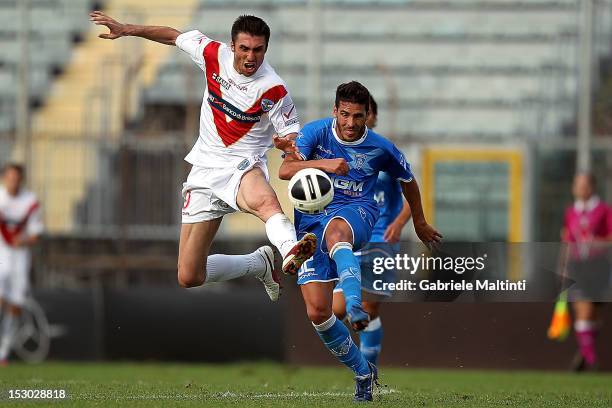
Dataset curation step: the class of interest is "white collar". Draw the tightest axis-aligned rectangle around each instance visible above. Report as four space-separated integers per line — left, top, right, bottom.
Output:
574 195 600 212
331 118 368 146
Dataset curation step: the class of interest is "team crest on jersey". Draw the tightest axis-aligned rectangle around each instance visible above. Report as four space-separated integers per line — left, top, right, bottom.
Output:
261 98 274 112
353 153 368 170
346 147 382 175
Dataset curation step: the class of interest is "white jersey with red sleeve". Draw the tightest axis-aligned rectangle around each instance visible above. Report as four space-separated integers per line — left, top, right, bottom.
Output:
175 30 300 168
0 186 43 305
0 187 43 250
0 187 43 306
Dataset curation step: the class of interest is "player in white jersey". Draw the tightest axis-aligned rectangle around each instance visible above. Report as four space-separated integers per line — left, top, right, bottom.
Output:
90 12 316 300
0 164 44 364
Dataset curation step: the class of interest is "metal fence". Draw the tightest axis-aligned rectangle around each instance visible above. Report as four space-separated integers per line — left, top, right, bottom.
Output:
21 134 188 239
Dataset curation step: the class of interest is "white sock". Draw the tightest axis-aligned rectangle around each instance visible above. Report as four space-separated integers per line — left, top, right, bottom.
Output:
312 314 337 331
574 320 598 332
265 213 297 258
204 252 266 283
0 314 17 360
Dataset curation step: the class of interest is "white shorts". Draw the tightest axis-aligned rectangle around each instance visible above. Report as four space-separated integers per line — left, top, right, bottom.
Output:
181 157 269 223
0 249 30 306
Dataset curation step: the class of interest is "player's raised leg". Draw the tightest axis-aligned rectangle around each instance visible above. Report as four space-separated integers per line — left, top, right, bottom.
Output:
236 166 316 275
325 218 369 331
178 218 279 300
177 219 222 288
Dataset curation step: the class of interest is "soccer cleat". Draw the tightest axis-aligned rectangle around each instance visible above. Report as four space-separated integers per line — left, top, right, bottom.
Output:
255 246 281 302
347 303 370 332
354 361 379 402
282 233 317 275
570 351 598 373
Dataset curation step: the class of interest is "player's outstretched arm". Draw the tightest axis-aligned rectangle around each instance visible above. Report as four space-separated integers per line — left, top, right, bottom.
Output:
90 11 180 45
278 156 349 180
273 133 302 161
400 179 442 246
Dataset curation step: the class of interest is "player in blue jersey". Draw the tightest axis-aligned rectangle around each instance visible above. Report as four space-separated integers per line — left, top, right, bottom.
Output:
278 82 441 401
332 95 412 367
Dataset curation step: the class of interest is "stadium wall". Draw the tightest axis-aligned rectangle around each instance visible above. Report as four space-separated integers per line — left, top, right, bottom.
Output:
35 285 612 371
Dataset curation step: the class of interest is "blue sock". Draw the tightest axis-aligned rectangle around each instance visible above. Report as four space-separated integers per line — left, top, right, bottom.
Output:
330 243 362 313
360 317 383 366
314 315 371 376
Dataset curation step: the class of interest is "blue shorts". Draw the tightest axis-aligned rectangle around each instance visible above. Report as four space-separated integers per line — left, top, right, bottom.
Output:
295 205 377 285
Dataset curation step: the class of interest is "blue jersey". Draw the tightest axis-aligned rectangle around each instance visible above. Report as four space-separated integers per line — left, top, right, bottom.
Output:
371 172 404 242
296 118 413 216
294 118 413 285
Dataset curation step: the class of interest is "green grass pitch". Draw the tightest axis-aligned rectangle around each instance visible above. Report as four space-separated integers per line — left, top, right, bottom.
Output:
0 362 610 407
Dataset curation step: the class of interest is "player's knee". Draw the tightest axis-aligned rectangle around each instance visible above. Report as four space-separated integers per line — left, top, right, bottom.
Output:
178 274 204 288
307 305 333 325
325 229 351 251
177 263 205 288
258 194 282 214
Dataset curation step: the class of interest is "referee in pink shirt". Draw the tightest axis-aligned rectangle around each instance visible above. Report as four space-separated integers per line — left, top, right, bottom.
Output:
561 173 612 371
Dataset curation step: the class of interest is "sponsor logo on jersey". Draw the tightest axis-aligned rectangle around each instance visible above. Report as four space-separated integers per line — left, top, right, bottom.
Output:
229 78 248 92
281 104 298 126
211 72 248 92
331 177 365 197
237 158 251 170
282 104 295 119
208 91 261 123
211 72 231 90
261 98 274 112
284 117 299 127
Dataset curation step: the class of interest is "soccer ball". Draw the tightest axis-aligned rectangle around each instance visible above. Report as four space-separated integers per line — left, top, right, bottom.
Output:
288 168 334 214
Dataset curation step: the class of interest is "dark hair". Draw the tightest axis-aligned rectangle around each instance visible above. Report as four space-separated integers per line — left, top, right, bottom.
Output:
2 162 24 178
369 95 378 116
335 81 370 112
231 15 270 48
